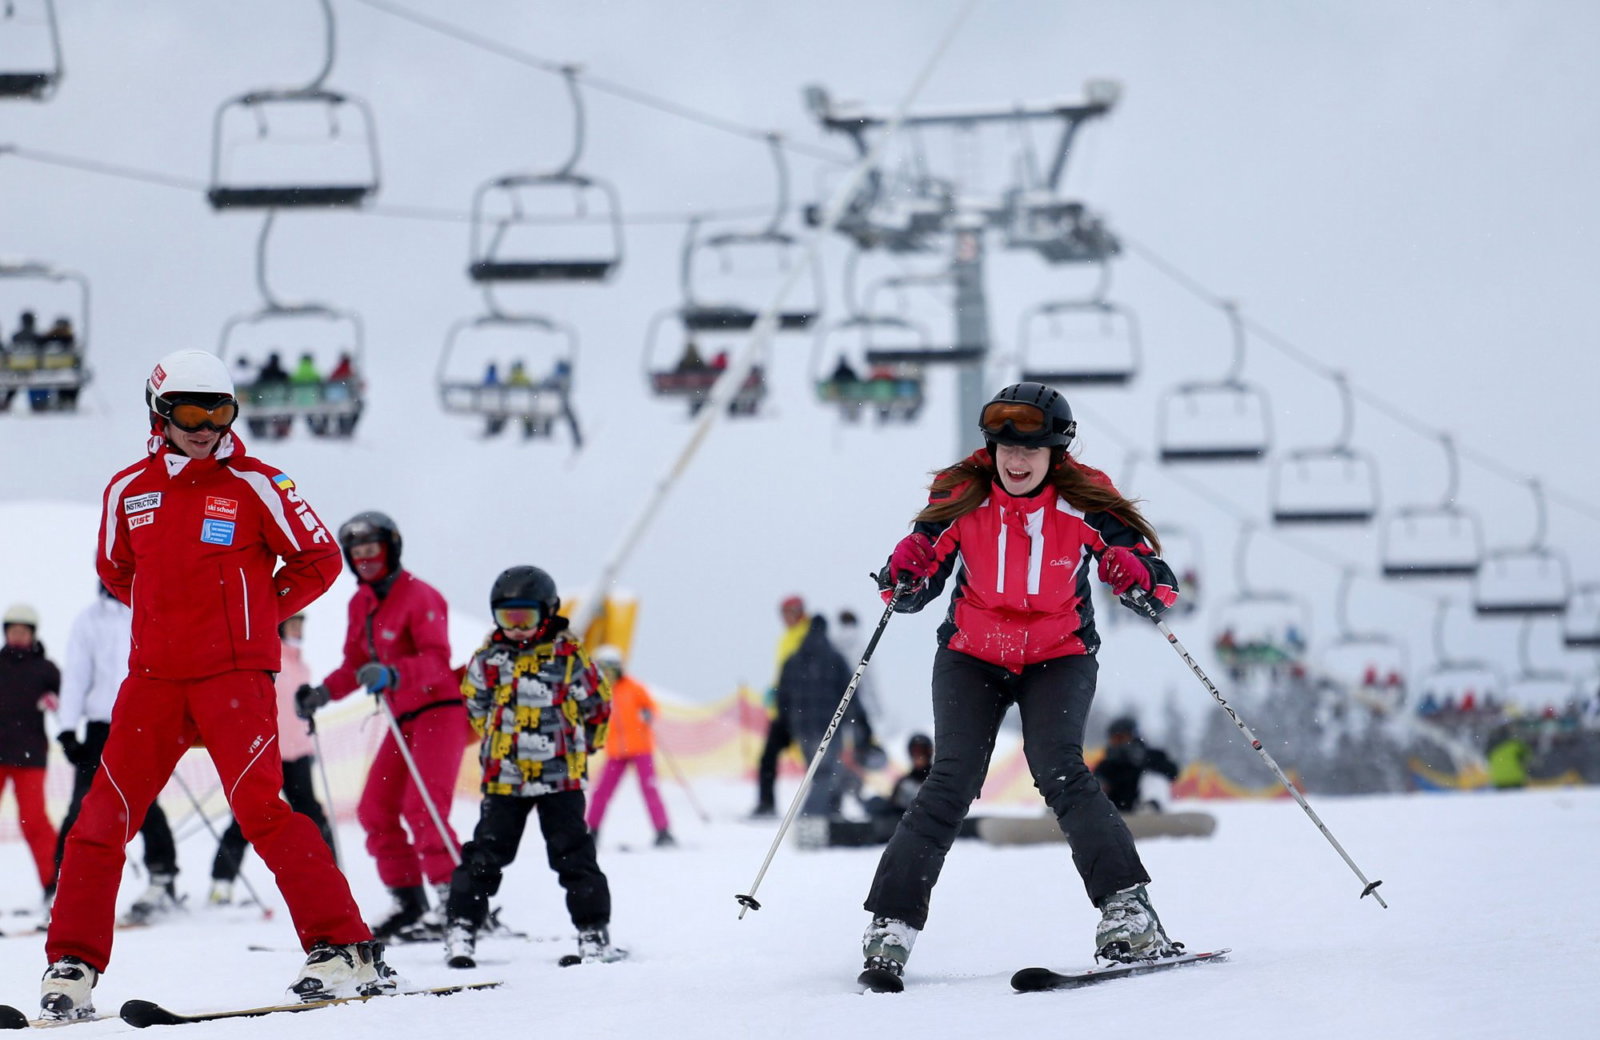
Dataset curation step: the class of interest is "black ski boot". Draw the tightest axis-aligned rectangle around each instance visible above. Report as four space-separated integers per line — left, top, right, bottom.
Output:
370 885 429 942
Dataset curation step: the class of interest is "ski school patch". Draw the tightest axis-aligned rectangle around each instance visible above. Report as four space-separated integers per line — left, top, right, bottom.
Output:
272 473 295 491
204 496 239 521
124 492 161 513
200 519 236 546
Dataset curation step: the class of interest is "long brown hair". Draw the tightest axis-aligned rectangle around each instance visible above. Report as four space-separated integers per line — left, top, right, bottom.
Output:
915 449 1161 552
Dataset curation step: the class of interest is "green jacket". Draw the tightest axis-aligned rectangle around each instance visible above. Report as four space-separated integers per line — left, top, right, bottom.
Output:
1486 737 1530 789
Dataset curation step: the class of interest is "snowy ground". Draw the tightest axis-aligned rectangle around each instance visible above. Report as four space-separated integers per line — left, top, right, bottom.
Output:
0 777 1592 1039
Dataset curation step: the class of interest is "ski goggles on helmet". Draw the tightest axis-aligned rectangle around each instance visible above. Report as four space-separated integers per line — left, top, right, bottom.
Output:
979 400 1050 439
155 393 237 432
493 605 544 630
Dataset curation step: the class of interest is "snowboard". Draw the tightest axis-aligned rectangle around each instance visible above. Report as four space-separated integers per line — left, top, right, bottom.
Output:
1011 948 1228 992
976 810 1216 845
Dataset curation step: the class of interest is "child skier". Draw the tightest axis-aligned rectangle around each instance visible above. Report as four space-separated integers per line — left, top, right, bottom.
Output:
442 565 620 970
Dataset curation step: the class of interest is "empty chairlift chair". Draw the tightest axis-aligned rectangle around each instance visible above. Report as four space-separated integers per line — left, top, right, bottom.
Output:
437 302 581 445
1380 434 1484 579
0 259 91 413
468 68 621 284
1270 373 1380 524
1561 583 1600 650
1472 479 1570 617
1017 284 1140 387
1158 301 1271 463
206 1 379 209
856 268 983 367
0 0 62 100
679 137 823 332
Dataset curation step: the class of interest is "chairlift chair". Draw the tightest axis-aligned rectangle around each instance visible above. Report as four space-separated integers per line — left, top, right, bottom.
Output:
437 307 580 443
1157 302 1270 463
1270 373 1379 524
1504 615 1582 711
642 307 765 419
1472 480 1570 616
1211 525 1312 674
1561 583 1600 650
0 258 90 412
1379 435 1483 578
219 304 365 440
856 269 982 366
468 68 622 283
0 0 62 100
1319 570 1409 698
1415 598 1504 716
811 314 928 424
207 89 380 209
1016 261 1139 386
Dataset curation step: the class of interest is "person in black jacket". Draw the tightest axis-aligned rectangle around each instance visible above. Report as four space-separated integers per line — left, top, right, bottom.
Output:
776 614 852 819
0 604 61 900
1093 717 1181 813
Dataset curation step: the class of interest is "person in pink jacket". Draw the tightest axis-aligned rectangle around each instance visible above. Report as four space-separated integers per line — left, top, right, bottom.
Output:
295 511 472 941
208 612 335 904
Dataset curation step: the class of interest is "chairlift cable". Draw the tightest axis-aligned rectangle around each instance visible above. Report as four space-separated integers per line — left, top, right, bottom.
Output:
1121 234 1600 529
348 0 855 166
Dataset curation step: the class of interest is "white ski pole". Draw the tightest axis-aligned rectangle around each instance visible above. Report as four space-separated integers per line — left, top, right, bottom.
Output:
736 580 909 918
305 715 344 868
1126 588 1387 908
170 770 275 920
371 693 463 868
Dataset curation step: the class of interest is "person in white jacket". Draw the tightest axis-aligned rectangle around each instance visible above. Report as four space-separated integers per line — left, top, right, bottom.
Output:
52 585 179 920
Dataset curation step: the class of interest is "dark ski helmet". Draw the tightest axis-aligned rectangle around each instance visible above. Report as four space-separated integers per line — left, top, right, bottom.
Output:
338 511 402 574
490 565 560 619
907 733 934 758
1108 716 1139 739
978 382 1076 449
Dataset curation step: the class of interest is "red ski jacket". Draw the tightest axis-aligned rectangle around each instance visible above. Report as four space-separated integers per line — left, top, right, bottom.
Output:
96 433 341 681
322 571 459 718
883 452 1179 673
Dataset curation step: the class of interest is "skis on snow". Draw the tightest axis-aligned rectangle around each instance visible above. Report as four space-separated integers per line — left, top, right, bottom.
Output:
0 1006 118 1029
115 982 502 1028
1011 948 1228 992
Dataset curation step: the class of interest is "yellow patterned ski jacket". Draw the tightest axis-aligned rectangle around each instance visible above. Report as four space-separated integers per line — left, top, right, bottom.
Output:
461 622 611 796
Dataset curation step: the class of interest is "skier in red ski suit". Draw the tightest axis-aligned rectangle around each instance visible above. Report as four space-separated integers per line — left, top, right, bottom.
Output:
296 511 471 940
42 350 393 1022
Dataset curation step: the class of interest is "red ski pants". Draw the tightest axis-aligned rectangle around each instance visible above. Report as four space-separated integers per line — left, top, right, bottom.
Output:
358 703 470 888
0 766 57 888
48 672 370 971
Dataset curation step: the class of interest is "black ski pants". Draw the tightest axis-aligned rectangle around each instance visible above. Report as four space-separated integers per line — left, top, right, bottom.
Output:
446 790 610 931
53 721 176 881
865 648 1148 930
211 756 334 880
755 713 793 810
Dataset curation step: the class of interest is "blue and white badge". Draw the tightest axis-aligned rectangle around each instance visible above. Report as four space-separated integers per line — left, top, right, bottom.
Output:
200 518 236 546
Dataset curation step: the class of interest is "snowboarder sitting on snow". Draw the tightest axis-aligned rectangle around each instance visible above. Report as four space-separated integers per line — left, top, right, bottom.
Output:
442 566 620 970
1093 716 1181 813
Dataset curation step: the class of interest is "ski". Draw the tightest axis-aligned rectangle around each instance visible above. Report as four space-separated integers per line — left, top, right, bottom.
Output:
1011 948 1228 992
117 982 502 1028
856 967 904 994
0 1005 118 1029
556 949 629 967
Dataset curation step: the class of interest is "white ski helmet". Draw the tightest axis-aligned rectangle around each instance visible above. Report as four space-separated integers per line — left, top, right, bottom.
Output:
146 350 235 408
2 603 39 628
593 644 625 671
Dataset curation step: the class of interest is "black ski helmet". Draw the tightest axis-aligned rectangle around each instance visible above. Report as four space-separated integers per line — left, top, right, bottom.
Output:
338 511 402 573
978 382 1076 449
1108 716 1139 739
907 733 934 758
490 565 560 621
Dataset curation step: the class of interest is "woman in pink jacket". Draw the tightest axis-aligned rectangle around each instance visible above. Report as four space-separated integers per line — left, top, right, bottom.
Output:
208 613 335 903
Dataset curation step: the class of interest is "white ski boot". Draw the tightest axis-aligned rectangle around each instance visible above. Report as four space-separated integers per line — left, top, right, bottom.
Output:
288 941 402 1002
207 880 234 907
124 872 181 924
444 920 477 970
859 916 918 992
40 956 98 1021
1094 884 1180 962
567 925 627 964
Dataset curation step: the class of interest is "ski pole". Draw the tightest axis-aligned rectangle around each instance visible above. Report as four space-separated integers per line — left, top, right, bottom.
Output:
371 692 463 868
169 770 275 920
1126 588 1388 908
306 715 344 868
655 740 710 824
736 579 909 918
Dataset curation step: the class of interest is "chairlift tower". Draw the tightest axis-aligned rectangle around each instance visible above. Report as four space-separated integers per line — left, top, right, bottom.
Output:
806 82 1121 455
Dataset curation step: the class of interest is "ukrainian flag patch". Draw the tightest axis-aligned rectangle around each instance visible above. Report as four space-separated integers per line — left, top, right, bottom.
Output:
272 473 295 490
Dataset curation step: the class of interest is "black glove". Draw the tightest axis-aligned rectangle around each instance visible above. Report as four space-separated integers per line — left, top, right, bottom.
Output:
58 731 85 767
356 663 398 693
295 683 331 720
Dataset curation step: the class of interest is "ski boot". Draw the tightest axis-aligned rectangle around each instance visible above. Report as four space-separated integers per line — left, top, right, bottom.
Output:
411 882 451 941
1094 884 1182 962
560 925 627 965
858 916 918 993
207 880 234 907
443 919 477 970
289 941 402 1002
40 956 98 1021
370 885 430 942
124 872 181 924
654 829 677 848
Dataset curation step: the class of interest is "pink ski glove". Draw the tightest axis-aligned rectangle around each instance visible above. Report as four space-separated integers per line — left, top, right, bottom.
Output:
889 532 938 584
1098 546 1152 596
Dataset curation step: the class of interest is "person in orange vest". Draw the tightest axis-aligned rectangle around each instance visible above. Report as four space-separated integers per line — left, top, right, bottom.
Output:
584 646 673 847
